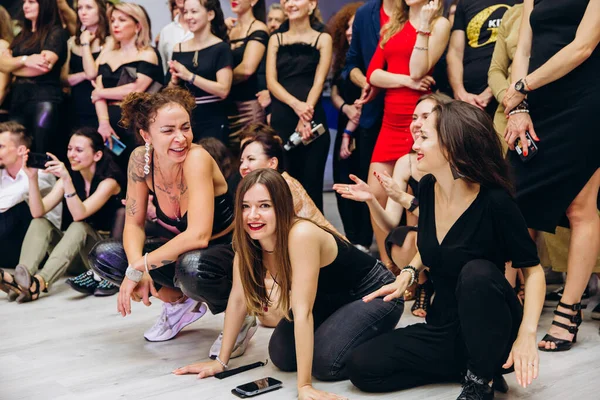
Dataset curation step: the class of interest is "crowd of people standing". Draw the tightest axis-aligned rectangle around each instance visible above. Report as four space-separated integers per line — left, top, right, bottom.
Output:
0 0 598 399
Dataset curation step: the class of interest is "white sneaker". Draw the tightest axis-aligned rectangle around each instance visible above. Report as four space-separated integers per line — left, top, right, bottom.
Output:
209 315 258 359
144 299 207 342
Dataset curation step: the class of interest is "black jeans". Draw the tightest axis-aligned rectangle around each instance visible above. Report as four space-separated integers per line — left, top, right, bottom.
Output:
11 100 63 155
0 202 32 268
268 262 403 381
285 131 331 212
348 259 523 392
332 130 372 247
88 236 234 314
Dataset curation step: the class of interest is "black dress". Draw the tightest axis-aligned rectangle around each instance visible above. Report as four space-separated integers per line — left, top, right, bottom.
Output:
69 50 101 129
508 0 600 232
168 42 233 143
270 33 330 211
10 25 69 154
98 59 163 172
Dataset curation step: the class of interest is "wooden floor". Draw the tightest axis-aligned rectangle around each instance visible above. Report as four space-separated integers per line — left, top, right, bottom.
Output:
2 193 599 400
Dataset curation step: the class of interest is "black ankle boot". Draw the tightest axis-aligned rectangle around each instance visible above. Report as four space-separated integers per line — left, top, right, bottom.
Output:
457 370 494 400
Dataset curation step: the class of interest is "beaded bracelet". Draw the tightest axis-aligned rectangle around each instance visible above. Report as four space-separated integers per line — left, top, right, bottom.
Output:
216 356 229 370
416 30 432 36
400 265 417 287
508 109 530 116
343 129 353 136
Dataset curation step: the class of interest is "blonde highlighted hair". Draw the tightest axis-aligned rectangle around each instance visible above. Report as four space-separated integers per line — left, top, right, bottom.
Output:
109 2 151 49
380 0 443 48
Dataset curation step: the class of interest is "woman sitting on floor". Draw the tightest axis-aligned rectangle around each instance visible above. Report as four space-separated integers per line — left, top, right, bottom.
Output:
10 127 124 302
88 88 255 362
347 101 545 400
174 168 403 400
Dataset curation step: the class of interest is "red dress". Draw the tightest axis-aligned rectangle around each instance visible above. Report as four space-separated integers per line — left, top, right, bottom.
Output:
367 21 430 163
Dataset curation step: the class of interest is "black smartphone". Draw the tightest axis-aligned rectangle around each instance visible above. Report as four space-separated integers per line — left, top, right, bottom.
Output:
515 131 538 162
105 135 126 156
232 377 283 398
26 153 51 169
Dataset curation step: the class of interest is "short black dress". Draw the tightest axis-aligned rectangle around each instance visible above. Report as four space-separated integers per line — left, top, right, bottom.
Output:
98 58 163 171
269 33 330 211
69 49 101 129
508 0 600 232
168 42 233 143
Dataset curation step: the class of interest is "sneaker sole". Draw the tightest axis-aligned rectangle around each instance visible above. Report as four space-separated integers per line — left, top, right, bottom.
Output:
13 265 32 292
93 288 119 297
144 303 208 342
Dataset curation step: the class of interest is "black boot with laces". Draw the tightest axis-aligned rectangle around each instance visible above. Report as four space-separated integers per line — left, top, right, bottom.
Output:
457 370 493 400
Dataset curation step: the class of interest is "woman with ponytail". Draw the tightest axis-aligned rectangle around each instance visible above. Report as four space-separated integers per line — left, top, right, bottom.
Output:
168 0 233 143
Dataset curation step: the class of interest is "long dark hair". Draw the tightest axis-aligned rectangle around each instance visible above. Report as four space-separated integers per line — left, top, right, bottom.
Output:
432 101 513 194
193 0 228 41
11 0 62 53
252 0 266 23
75 0 110 46
70 127 124 188
234 169 295 319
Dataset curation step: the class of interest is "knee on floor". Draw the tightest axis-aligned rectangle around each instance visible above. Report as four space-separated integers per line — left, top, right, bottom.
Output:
457 259 498 292
346 349 382 392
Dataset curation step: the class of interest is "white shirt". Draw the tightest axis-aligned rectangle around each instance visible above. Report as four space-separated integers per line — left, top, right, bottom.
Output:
0 168 62 229
157 14 193 73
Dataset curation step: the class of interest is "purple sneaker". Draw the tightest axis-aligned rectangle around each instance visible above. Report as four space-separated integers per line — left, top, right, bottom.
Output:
144 299 207 342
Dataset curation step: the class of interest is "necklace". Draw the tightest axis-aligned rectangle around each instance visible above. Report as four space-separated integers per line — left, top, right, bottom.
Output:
264 272 278 312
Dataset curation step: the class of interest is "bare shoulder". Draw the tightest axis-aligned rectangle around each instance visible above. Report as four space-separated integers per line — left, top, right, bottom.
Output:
393 154 412 182
289 219 322 243
127 146 147 184
433 16 450 30
0 39 8 50
139 48 159 64
183 146 212 170
249 20 268 34
316 32 332 48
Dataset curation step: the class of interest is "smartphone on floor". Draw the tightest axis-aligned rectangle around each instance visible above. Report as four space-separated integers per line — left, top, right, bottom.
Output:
232 377 283 398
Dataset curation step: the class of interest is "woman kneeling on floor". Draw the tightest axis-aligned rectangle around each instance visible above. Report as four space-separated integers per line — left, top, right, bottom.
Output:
8 128 124 302
89 88 256 361
174 168 403 400
347 101 545 400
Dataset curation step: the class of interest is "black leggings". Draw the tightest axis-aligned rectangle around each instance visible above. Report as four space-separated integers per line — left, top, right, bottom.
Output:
348 259 523 392
88 236 234 314
11 100 63 155
0 202 32 268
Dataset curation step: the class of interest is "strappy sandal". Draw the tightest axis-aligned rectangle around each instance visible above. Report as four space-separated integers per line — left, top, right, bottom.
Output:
514 283 525 306
14 264 47 303
0 268 22 300
411 279 433 318
539 301 586 352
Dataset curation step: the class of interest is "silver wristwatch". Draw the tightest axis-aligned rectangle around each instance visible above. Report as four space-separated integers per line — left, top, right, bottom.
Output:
125 265 143 283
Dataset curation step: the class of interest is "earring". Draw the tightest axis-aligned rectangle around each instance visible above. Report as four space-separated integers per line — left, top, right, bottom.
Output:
144 142 151 175
450 165 465 180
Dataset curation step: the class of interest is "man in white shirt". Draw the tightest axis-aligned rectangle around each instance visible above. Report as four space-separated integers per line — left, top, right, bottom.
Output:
0 122 62 268
157 0 193 73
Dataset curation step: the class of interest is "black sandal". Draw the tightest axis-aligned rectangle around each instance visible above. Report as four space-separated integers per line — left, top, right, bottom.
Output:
539 301 586 352
411 279 433 317
14 264 47 303
0 268 22 300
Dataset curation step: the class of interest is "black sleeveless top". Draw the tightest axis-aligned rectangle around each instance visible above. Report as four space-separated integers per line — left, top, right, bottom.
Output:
98 59 163 90
61 171 123 231
69 50 101 121
269 33 328 141
149 159 234 235
230 21 269 101
316 234 379 296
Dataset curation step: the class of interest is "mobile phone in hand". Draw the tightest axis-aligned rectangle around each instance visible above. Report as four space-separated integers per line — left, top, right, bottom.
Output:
105 135 126 156
231 377 283 398
26 153 51 169
515 131 538 162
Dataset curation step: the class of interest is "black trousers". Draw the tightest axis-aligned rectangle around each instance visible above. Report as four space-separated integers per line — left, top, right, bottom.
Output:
332 129 372 247
285 131 331 212
0 202 32 268
11 100 63 155
88 236 235 314
348 259 523 392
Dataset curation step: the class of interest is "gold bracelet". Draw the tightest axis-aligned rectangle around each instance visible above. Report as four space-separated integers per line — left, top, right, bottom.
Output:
99 116 110 121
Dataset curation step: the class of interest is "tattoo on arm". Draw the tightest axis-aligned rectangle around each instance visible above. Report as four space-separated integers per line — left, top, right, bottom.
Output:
126 197 138 217
149 260 175 270
128 149 147 184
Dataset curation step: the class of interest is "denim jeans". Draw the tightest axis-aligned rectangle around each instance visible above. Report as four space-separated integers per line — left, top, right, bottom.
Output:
268 261 404 381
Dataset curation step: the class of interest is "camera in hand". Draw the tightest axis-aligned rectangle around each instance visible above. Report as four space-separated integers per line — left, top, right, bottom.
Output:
284 121 326 151
26 153 51 169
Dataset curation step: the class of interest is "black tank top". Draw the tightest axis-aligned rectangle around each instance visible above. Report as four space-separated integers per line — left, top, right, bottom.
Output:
316 234 379 296
150 159 234 235
230 21 269 101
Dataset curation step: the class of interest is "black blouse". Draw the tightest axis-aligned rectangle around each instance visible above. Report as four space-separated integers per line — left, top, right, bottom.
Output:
417 174 540 326
167 42 233 98
11 25 69 104
230 29 269 101
98 59 163 90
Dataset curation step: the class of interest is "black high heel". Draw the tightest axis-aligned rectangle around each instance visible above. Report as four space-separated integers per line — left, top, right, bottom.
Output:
539 301 586 352
411 279 433 317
